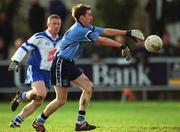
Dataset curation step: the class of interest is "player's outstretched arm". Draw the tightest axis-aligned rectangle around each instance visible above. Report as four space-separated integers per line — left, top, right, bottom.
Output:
103 28 144 41
95 36 132 61
103 28 127 36
95 36 123 47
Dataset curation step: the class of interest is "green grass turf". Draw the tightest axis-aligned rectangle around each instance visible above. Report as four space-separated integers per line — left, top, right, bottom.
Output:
1 101 180 132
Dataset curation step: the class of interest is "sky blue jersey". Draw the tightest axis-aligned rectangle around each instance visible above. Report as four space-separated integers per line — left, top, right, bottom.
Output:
58 22 104 61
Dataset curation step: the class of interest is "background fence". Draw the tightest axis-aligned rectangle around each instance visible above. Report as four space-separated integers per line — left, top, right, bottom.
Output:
1 57 180 100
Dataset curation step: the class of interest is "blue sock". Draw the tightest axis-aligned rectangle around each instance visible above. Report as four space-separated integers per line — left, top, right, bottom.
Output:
77 111 86 124
36 113 48 124
13 115 24 124
20 92 27 101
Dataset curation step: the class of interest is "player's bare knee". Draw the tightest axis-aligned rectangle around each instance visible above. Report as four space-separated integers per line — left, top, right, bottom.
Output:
30 93 45 101
56 98 66 106
33 99 43 107
59 100 66 106
36 95 45 101
85 85 94 95
30 94 37 100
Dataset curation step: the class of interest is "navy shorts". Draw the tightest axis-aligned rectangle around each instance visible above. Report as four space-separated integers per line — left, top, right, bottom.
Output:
51 57 82 87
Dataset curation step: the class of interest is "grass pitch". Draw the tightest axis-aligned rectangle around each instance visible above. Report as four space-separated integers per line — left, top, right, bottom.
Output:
1 101 180 132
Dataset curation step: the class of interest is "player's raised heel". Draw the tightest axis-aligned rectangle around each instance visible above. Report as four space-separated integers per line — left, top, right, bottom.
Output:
75 121 96 131
11 91 22 111
9 121 20 128
32 119 46 132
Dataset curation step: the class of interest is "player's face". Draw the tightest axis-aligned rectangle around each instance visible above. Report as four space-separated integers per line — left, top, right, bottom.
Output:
47 18 61 37
82 9 93 26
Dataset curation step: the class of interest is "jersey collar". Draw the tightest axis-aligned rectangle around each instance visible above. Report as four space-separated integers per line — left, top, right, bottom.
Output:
45 30 59 40
77 21 85 27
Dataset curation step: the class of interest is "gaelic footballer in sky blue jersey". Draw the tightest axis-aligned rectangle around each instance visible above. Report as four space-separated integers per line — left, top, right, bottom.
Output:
58 22 104 61
34 4 144 131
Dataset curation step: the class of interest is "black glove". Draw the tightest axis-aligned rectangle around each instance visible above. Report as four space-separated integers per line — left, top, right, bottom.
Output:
8 61 20 72
121 45 132 61
126 30 144 42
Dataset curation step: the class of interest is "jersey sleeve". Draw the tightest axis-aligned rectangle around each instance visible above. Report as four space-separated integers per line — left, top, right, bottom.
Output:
79 28 102 42
11 34 39 62
87 24 104 35
94 26 104 35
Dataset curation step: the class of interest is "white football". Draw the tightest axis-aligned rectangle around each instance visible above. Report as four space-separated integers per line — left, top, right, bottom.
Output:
144 35 163 53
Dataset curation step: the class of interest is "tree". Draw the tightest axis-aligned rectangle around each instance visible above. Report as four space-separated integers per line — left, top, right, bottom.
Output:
95 0 138 29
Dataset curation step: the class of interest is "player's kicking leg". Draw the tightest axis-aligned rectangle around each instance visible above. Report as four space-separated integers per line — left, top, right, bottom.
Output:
71 73 96 131
32 86 68 132
9 81 47 128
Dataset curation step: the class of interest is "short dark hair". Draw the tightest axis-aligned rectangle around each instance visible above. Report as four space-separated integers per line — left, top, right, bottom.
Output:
47 14 61 23
72 4 91 21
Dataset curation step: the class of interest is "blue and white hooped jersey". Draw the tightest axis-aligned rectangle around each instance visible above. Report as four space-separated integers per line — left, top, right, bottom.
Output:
11 30 61 71
58 22 104 61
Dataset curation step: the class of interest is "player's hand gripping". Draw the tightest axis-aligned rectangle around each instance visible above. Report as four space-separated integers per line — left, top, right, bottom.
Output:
8 61 20 72
126 30 144 42
121 46 132 61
